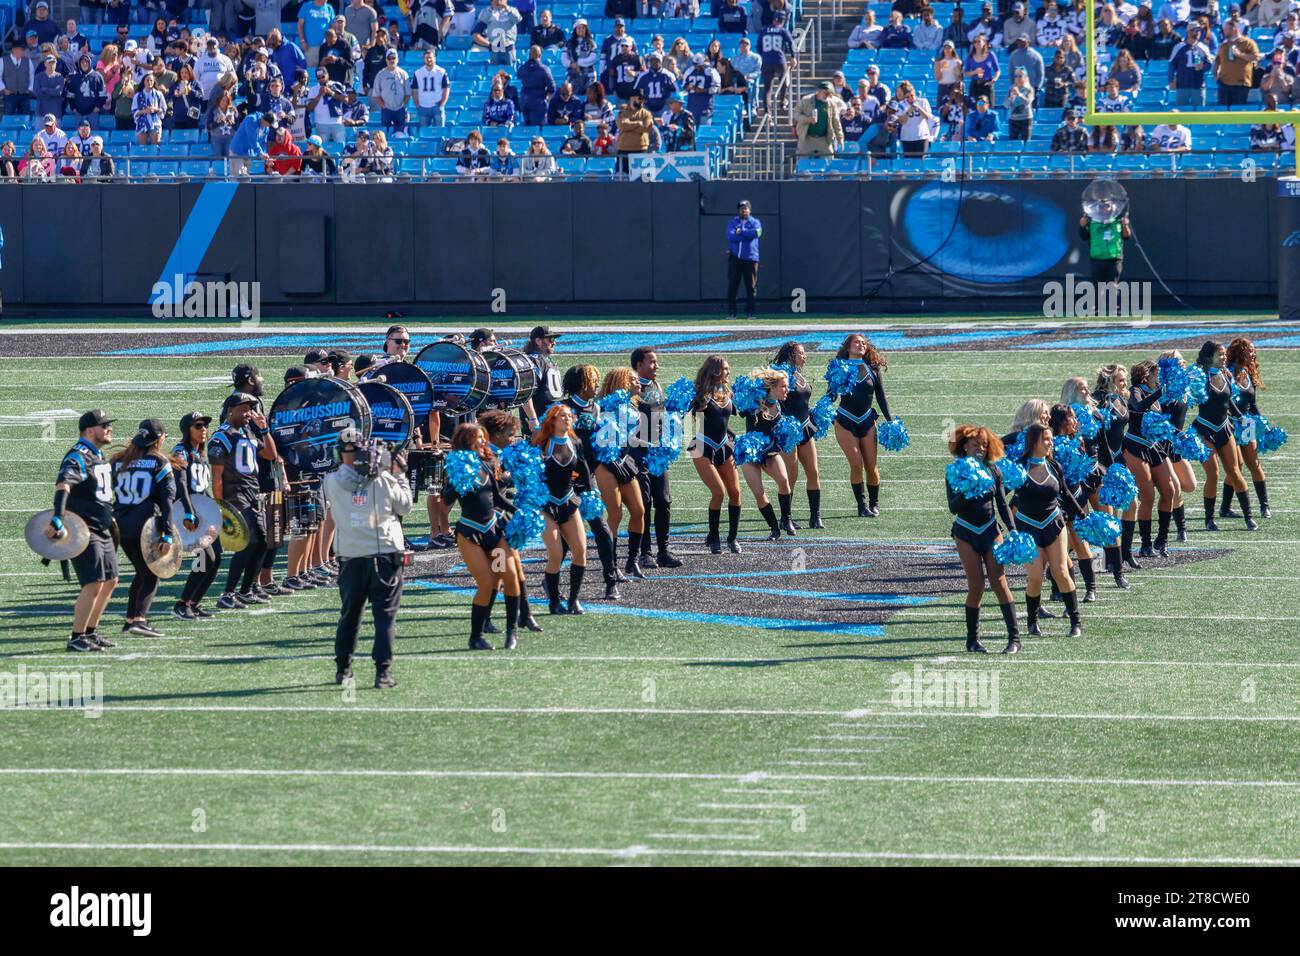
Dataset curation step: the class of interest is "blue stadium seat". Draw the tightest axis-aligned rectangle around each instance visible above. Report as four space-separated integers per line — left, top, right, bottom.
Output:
171 128 201 144
585 156 615 178
827 156 860 175
556 156 585 177
180 160 214 177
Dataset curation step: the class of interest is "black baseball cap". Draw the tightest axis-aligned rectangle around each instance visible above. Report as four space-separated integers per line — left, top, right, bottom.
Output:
327 349 353 368
232 363 260 384
180 411 212 432
529 325 561 340
468 327 495 345
354 353 385 375
737 198 751 208
304 348 330 365
284 364 313 383
227 391 259 408
78 409 114 430
131 418 167 448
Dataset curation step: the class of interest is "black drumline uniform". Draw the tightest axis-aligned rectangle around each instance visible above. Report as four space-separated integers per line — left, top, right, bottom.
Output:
744 399 791 534
564 395 621 588
112 451 178 623
174 439 223 609
208 420 268 598
525 350 563 434
835 359 892 513
1019 454 1085 632
631 376 675 561
221 388 282 576
57 437 118 587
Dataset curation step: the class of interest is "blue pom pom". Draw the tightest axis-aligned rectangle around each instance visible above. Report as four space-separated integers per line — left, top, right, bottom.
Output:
732 375 766 415
810 394 835 439
515 479 549 512
770 362 798 384
734 431 773 465
877 418 910 452
993 531 1038 566
1261 423 1289 455
946 456 995 500
773 415 804 454
1072 403 1101 440
592 415 627 464
1173 428 1211 463
1158 358 1190 405
445 450 482 496
1099 463 1139 510
1141 411 1176 444
1186 365 1209 405
500 440 544 487
504 508 546 549
1074 511 1122 548
824 359 860 398
1004 429 1026 462
1234 414 1260 447
995 457 1027 491
579 489 606 520
597 389 630 413
664 376 696 415
1052 434 1096 486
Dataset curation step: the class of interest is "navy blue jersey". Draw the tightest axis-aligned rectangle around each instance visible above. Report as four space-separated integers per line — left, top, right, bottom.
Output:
609 52 643 96
758 26 795 68
172 441 213 497
57 438 114 533
633 68 677 110
112 453 177 539
208 423 263 507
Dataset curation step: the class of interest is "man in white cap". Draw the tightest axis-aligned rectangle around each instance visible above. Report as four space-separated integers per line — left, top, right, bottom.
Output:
195 35 236 99
681 51 721 124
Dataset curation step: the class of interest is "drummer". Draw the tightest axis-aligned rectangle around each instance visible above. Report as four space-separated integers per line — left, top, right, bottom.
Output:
522 325 563 436
305 349 334 377
211 392 280 610
279 365 328 591
328 350 354 381
51 410 119 652
383 325 412 362
111 419 180 639
172 410 225 621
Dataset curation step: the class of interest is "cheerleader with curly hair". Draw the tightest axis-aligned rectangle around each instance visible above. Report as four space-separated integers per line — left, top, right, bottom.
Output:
532 404 589 615
1193 340 1256 531
832 334 894 518
1225 337 1271 519
1049 403 1103 602
689 355 744 554
946 424 1020 654
742 367 795 540
596 366 651 579
1018 423 1087 640
563 363 624 599
1155 350 1198 542
1122 359 1178 563
772 341 824 529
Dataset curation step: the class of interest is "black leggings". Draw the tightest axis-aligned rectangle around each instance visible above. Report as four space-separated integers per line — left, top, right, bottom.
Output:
226 535 267 595
121 539 160 621
180 539 224 605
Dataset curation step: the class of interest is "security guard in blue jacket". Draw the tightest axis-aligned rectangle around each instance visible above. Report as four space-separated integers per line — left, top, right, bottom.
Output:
726 198 762 320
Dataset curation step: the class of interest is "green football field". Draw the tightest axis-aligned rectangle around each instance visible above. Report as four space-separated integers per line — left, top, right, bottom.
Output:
0 322 1297 866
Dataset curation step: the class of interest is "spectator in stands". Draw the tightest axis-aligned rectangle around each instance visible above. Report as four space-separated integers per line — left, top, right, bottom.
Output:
482 80 517 127
1037 0 1069 47
56 141 81 182
266 126 303 176
1261 53 1296 103
1250 93 1286 148
144 17 167 56
562 19 599 93
299 0 337 69
892 79 933 156
605 0 637 19
520 135 556 179
582 81 614 127
913 9 944 51
411 0 452 49
1110 49 1143 94
1150 116 1192 150
682 52 721 124
318 28 355 87
659 92 696 150
1121 6 1156 60
206 88 239 158
763 0 792 29
79 136 113 178
340 127 370 176
301 134 338 176
967 3 998 45
615 88 653 175
450 0 478 37
649 35 673 73
531 11 565 50
309 68 347 141
1276 12 1300 45
943 6 970 51
372 48 411 135
1003 2 1037 47
704 37 725 70
1089 122 1120 152
21 137 54 180
412 49 450 127
1057 33 1083 79
345 0 379 45
964 33 999 102
343 87 370 127
730 36 761 116
517 44 557 125
268 29 308 89
1064 0 1090 39
1156 0 1190 27
1151 17 1180 59
1043 48 1072 105
1215 18 1260 105
879 11 914 48
1005 68 1035 140
475 0 524 67
964 95 997 140
1168 24 1213 104
0 141 16 180
830 71 852 103
63 18 89 57
229 111 274 174
131 72 166 145
933 40 963 104
849 11 884 49
3 41 36 116
548 81 584 126
196 36 235 100
841 95 872 145
863 64 891 107
368 129 394 179
28 3 59 45
600 18 635 79
1008 35 1044 93
169 66 204 129
70 118 94 154
605 37 641 99
35 111 66 155
490 135 517 175
759 12 796 111
34 54 65 118
1251 0 1291 28
562 118 593 155
67 51 107 122
794 80 843 156
668 37 693 76
1098 76 1128 113
1050 108 1089 151
719 0 748 34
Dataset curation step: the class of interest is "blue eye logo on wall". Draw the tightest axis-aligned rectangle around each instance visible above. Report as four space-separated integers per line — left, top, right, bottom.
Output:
895 183 1071 285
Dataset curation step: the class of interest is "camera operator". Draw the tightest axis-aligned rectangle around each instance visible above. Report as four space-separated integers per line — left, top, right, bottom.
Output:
322 430 413 690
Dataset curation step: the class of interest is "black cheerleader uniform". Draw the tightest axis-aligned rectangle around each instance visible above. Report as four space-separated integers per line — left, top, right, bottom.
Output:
1094 392 1129 469
1162 396 1188 463
597 401 640 485
541 437 587 523
1229 366 1259 424
835 361 892 438
948 464 1016 556
745 400 784 465
566 395 603 473
779 368 815 446
692 394 735 466
444 465 512 552
1193 368 1241 449
1123 383 1167 466
1015 456 1084 548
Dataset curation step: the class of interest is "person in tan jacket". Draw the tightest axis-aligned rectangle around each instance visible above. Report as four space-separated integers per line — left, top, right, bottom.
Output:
794 80 844 156
616 90 653 177
1214 19 1260 106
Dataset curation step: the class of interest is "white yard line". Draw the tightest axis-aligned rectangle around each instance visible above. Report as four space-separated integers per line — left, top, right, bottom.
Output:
645 833 762 841
670 817 784 826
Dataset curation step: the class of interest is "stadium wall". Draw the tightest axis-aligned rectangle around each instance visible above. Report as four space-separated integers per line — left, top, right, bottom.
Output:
0 179 1281 312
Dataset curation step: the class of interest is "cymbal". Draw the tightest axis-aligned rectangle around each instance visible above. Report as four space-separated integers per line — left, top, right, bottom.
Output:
141 516 184 580
25 509 90 562
218 499 250 551
171 495 221 551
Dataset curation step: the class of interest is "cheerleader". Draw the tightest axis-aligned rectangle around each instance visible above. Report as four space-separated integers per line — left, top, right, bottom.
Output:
595 367 650 580
1225 337 1271 519
771 342 824 529
533 404 589 615
1088 364 1132 587
1002 399 1050 451
443 423 524 651
171 412 222 620
562 364 624 598
478 410 544 634
946 425 1019 655
1192 341 1257 532
1157 350 1198 542
111 419 180 638
689 355 744 554
1018 424 1086 639
742 367 794 540
1049 403 1101 602
1122 360 1177 562
832 334 893 518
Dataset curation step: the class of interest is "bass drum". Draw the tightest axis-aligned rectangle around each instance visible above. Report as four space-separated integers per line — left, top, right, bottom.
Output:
269 375 372 475
360 360 434 436
358 379 416 453
482 347 539 410
414 340 490 415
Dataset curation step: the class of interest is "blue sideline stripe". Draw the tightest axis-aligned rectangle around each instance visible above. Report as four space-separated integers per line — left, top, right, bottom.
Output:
1021 326 1272 350
694 583 934 605
111 334 380 356
624 561 876 581
148 182 240 304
